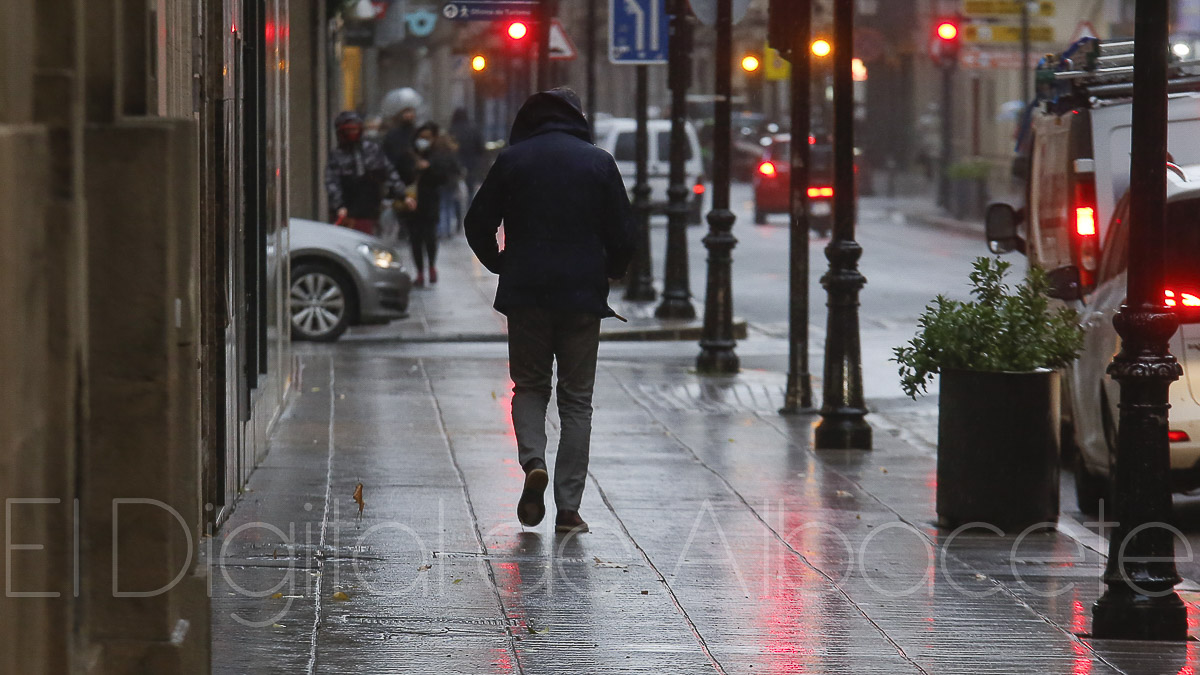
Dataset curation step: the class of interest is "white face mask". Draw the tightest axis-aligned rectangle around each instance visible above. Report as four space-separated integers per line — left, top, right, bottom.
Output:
415 138 432 152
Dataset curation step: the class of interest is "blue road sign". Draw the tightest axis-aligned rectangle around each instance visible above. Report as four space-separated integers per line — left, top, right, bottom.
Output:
441 1 536 21
610 0 669 64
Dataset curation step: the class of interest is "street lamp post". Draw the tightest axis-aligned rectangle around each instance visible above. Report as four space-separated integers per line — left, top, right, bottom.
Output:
778 0 814 413
1091 0 1187 641
625 65 657 301
814 0 870 449
656 0 697 319
697 0 740 373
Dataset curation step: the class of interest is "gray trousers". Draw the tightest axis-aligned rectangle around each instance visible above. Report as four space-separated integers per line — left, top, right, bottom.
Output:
507 307 601 512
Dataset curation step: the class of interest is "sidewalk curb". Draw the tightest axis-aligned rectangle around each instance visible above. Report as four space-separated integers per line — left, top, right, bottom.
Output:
345 319 749 344
894 208 983 239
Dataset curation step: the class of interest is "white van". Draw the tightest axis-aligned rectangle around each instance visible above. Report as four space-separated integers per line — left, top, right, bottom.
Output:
593 117 705 224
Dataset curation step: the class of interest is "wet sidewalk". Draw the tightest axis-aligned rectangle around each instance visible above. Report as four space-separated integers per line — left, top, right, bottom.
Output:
343 234 746 343
209 236 1200 674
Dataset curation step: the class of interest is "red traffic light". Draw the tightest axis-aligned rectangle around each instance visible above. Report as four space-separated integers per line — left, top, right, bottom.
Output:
936 21 958 41
507 21 528 40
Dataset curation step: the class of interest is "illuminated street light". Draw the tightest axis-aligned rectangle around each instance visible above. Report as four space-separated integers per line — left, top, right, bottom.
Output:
741 54 761 72
811 39 831 57
1173 42 1191 57
471 54 487 72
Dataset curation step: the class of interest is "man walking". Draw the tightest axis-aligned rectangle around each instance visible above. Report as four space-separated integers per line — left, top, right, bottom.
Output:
465 88 636 533
326 111 408 235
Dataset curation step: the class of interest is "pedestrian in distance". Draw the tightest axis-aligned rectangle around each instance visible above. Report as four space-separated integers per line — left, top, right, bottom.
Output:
449 107 486 196
465 88 637 534
380 87 424 185
409 122 460 285
325 111 410 236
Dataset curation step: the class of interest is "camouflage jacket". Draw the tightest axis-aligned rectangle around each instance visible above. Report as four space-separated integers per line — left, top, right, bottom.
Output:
325 140 405 220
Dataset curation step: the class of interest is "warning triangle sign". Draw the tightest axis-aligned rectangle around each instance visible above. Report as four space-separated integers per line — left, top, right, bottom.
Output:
549 19 577 61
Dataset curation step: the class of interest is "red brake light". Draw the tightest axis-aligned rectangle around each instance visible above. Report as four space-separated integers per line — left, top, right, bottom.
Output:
807 186 834 198
1165 289 1200 308
692 182 705 195
808 135 816 145
1075 206 1096 236
758 161 777 177
1169 430 1191 443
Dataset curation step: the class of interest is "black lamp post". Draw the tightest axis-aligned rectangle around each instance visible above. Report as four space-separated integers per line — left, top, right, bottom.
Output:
656 0 697 319
1091 0 1187 641
696 0 739 374
625 65 657 302
814 0 870 449
772 0 814 414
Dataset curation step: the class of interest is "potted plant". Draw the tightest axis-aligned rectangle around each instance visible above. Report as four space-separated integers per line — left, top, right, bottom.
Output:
893 257 1085 532
946 160 991 220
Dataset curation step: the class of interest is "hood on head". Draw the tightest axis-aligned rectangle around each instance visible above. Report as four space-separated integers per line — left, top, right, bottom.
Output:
509 90 592 145
335 110 363 128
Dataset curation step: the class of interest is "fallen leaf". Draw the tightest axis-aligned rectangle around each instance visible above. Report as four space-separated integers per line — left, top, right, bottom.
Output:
856 514 862 520
418 564 432 572
270 592 283 599
880 467 889 474
593 556 628 569
640 590 649 595
452 578 463 585
728 438 736 443
491 391 497 399
311 387 321 393
974 573 987 581
272 623 286 628
835 490 852 498
339 393 346 400
353 483 365 518
332 591 350 601
527 625 550 635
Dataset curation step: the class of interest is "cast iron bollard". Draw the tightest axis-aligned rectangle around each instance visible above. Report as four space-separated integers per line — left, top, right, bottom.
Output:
696 0 739 374
814 0 870 448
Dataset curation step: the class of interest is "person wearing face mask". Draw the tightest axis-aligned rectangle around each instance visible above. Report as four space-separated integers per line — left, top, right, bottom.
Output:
325 110 410 235
407 122 460 285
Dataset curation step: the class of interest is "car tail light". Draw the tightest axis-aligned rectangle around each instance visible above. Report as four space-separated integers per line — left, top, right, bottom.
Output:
758 161 777 177
1165 289 1200 308
1072 175 1098 287
807 186 834 198
1169 430 1191 443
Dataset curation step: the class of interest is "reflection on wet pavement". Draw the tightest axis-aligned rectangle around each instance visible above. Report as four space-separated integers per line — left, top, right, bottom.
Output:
210 348 1200 673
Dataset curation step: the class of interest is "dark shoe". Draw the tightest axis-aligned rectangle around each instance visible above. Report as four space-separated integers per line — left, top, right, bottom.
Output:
555 510 589 533
517 462 549 526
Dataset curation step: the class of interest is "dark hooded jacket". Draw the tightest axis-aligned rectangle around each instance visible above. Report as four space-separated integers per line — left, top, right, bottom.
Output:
465 91 636 317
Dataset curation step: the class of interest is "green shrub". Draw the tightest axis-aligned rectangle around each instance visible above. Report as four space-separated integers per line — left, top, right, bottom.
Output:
892 257 1085 398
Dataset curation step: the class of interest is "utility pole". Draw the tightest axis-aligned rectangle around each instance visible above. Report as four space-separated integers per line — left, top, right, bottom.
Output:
656 0 696 319
625 65 657 301
771 0 814 414
814 0 870 449
536 0 556 91
1091 0 1187 641
696 0 739 374
587 0 598 132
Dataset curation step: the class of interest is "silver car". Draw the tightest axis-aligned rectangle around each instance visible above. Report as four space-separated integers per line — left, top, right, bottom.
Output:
288 218 411 341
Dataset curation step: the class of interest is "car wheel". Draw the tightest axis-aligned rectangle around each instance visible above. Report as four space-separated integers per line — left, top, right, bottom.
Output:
290 264 352 342
1074 451 1109 514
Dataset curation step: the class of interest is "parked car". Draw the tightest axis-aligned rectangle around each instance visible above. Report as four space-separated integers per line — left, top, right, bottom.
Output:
1068 171 1200 511
288 217 411 342
752 133 833 235
593 117 706 224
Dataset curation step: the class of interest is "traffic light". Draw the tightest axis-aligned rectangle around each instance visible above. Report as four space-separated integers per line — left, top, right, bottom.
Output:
507 20 528 41
741 54 761 73
471 54 487 73
811 39 831 58
932 17 961 66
